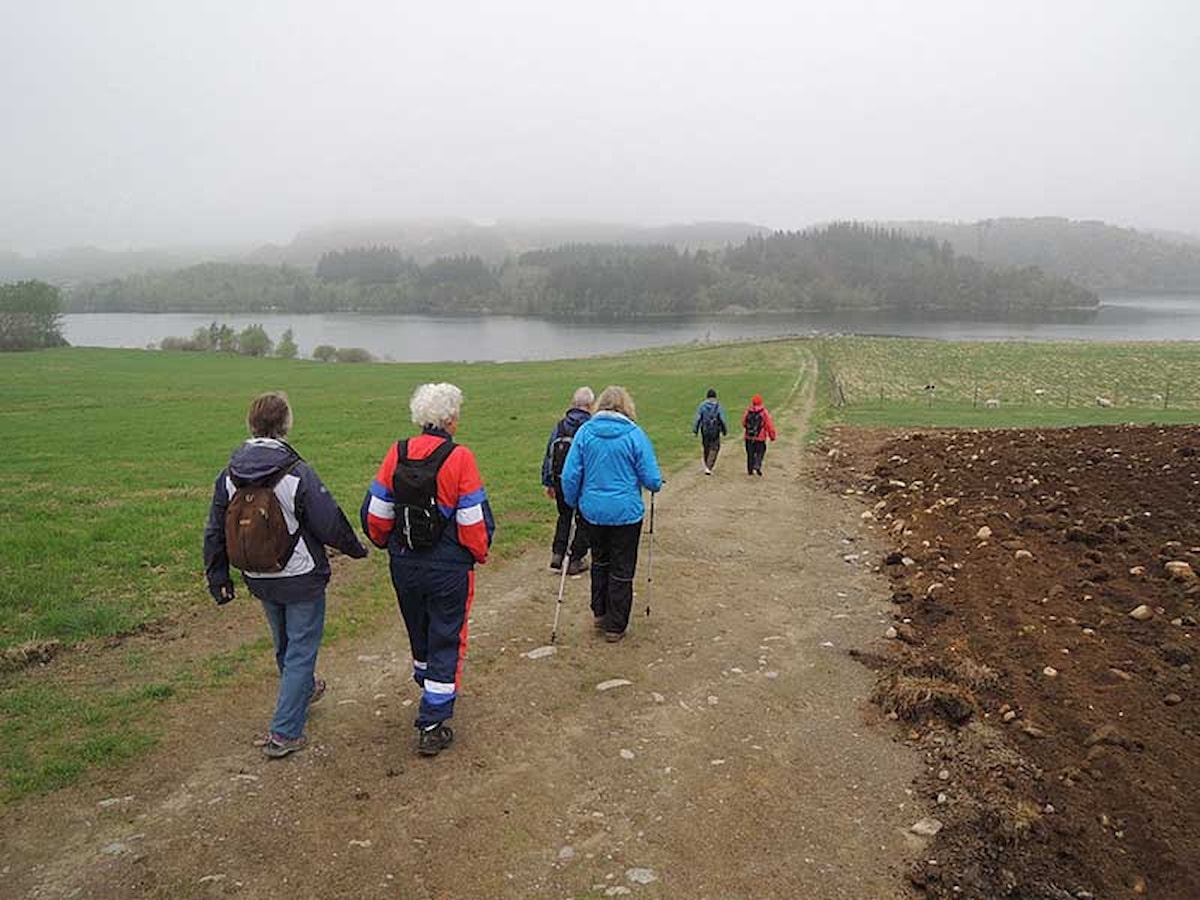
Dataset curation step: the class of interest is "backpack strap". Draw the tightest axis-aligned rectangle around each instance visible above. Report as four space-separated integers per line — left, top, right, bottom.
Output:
397 437 456 468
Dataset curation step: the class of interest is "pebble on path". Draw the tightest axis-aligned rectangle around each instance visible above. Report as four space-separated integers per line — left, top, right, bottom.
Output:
597 679 633 692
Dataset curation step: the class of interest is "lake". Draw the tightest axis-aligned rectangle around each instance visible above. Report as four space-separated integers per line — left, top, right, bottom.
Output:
62 294 1200 362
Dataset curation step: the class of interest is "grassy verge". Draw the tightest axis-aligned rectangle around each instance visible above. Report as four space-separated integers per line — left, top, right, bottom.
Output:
811 336 1200 430
0 341 803 801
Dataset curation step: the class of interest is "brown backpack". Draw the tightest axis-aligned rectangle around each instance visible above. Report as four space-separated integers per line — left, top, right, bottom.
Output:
224 461 300 572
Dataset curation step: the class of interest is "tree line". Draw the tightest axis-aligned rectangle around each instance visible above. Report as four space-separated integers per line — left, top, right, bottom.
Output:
157 321 373 362
67 224 1097 319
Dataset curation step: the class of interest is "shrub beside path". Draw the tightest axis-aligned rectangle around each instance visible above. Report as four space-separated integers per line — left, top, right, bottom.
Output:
2 355 924 899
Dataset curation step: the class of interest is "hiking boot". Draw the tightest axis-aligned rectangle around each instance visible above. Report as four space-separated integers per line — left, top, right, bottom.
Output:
566 556 589 576
550 552 564 570
308 677 327 706
593 617 606 631
704 467 712 475
263 733 307 758
417 723 455 757
604 631 625 643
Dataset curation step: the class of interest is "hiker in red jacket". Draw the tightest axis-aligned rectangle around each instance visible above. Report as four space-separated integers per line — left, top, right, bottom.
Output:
742 394 777 476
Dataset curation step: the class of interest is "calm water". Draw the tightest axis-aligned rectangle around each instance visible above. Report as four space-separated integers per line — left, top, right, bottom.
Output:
62 294 1200 362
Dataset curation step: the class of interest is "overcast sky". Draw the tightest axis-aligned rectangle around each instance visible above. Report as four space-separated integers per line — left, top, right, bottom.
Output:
1 0 1197 252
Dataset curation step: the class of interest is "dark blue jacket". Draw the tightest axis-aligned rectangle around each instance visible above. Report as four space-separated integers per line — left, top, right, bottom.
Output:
541 407 592 487
204 438 367 604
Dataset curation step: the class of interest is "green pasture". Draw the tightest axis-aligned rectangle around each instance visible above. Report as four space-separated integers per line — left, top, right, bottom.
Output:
0 342 802 801
813 337 1200 428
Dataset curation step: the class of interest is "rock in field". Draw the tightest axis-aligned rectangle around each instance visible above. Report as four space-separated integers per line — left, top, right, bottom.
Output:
1164 560 1196 580
1128 605 1154 621
910 818 944 837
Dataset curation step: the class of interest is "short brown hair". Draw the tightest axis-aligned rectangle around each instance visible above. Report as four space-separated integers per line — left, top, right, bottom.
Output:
247 391 292 438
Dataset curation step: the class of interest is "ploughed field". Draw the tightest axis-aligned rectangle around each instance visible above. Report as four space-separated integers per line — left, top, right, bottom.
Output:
823 424 1199 900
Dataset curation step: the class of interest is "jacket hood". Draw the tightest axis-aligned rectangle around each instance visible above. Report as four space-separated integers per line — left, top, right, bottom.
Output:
563 407 591 428
229 438 299 483
588 411 637 438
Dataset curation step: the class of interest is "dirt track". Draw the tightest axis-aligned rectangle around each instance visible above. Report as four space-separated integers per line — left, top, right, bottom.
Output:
1 359 928 899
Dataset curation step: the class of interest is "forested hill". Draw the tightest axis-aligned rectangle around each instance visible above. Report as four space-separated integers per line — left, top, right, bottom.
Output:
68 224 1096 318
886 218 1200 292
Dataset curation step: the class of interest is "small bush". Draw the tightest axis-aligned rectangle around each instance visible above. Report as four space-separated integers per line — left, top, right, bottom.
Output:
312 344 336 362
333 346 373 363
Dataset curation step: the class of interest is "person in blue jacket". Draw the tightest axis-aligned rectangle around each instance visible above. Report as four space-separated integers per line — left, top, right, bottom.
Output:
692 387 728 475
560 385 663 642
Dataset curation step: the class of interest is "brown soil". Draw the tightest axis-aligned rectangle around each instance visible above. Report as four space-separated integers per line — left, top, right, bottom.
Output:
821 424 1200 900
0 361 928 900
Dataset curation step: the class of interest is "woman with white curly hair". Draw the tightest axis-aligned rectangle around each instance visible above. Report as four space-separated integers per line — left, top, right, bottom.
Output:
361 383 495 756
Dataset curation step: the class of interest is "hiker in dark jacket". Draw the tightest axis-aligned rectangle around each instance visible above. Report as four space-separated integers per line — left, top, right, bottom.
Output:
692 387 728 475
204 391 368 759
561 385 662 642
742 394 777 476
542 386 594 574
361 382 496 757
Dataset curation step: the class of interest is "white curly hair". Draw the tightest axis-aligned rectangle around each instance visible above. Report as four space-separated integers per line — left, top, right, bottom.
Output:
410 382 464 429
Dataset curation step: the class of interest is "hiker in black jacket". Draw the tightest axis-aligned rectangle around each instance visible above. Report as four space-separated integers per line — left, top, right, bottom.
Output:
204 392 367 759
692 388 729 475
542 386 594 575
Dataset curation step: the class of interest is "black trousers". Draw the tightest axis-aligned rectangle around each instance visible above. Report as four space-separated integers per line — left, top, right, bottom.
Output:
585 518 642 634
702 439 720 471
745 439 767 474
552 492 590 558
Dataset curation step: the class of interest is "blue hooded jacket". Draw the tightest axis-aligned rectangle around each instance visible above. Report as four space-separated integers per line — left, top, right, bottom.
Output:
560 411 663 526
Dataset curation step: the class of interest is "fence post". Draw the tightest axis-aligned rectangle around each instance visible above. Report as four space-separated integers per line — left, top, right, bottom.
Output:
973 384 979 409
1164 385 1171 410
879 386 884 409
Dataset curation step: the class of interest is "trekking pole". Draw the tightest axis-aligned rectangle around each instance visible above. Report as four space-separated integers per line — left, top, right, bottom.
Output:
550 519 573 644
645 492 656 617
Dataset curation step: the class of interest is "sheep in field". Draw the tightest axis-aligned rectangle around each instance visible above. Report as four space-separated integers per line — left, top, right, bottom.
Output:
1095 396 1113 408
985 398 1001 409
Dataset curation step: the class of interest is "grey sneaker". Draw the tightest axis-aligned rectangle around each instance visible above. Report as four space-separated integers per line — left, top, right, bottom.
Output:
308 678 326 706
263 733 307 758
417 723 454 757
566 556 589 576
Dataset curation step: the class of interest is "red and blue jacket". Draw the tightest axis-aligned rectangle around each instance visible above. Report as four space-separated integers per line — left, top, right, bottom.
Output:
361 428 495 567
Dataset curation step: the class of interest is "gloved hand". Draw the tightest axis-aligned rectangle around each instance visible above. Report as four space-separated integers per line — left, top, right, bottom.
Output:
210 581 235 605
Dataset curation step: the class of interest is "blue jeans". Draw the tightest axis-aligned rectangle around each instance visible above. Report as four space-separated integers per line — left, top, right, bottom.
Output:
260 596 325 739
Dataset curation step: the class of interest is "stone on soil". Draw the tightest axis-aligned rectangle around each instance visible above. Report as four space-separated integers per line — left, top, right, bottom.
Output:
596 679 633 692
625 868 658 885
1128 605 1154 621
910 818 944 836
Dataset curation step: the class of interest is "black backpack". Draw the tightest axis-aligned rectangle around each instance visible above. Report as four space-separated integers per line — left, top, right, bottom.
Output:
549 417 582 487
225 460 301 572
745 408 764 438
392 438 457 551
699 403 723 441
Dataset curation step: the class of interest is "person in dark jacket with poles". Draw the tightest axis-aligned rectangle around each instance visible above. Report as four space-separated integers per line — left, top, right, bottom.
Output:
542 386 593 574
560 385 662 642
742 394 777 476
692 387 728 475
204 391 368 759
361 383 495 757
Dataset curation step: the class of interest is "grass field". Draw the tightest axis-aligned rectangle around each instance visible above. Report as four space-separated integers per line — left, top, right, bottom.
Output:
0 341 804 801
813 337 1200 428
